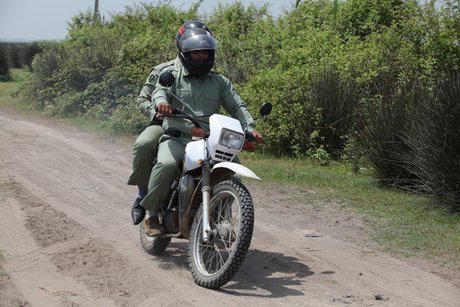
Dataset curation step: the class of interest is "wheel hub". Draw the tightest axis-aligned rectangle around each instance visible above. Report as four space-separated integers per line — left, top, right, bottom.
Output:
214 220 236 249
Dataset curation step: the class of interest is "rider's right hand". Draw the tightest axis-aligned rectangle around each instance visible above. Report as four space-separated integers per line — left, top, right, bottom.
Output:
156 102 173 117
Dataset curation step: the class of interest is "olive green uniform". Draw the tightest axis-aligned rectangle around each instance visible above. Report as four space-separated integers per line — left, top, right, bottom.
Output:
140 64 256 211
127 58 180 187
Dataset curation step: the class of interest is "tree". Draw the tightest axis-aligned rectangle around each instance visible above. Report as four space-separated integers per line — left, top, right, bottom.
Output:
0 44 11 81
23 42 41 68
8 43 23 68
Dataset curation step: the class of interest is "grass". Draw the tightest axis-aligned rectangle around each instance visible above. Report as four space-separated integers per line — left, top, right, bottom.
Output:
0 69 28 107
1 70 459 272
241 152 460 270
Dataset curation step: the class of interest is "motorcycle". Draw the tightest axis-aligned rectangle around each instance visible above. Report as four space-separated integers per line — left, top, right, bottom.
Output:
139 71 272 289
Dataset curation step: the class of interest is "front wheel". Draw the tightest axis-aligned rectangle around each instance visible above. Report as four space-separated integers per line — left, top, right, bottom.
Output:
188 180 254 289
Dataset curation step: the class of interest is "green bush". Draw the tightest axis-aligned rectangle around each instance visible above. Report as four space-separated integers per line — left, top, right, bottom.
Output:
22 5 198 117
242 65 312 156
338 0 405 37
208 2 277 84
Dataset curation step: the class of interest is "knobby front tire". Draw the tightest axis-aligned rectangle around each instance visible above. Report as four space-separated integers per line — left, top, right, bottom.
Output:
188 179 254 289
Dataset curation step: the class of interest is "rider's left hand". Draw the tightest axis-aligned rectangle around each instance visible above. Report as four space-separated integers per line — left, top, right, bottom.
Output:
251 130 264 144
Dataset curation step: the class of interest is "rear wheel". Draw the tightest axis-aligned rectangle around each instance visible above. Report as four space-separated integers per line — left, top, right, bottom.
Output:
140 224 171 255
188 180 254 289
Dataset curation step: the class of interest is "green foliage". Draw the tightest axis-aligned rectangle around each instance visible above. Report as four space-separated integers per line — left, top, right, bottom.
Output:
338 0 405 37
17 0 460 209
22 4 195 117
242 66 312 156
0 42 43 69
8 44 22 68
208 2 277 83
112 3 197 85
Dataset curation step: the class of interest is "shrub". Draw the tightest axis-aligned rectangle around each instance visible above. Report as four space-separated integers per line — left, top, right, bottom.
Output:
355 86 415 186
208 2 277 84
403 71 460 209
309 64 358 158
21 42 66 109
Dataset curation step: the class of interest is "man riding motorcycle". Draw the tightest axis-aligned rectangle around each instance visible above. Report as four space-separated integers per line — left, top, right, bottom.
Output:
139 28 263 236
128 21 213 226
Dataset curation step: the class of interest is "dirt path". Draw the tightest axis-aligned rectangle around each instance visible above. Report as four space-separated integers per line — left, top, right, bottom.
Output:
0 110 458 307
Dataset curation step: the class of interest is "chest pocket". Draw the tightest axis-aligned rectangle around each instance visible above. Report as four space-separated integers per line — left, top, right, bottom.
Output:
173 88 190 109
202 87 220 111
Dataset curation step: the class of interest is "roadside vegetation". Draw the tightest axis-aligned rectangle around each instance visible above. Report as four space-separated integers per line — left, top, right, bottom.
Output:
243 153 460 270
0 0 459 271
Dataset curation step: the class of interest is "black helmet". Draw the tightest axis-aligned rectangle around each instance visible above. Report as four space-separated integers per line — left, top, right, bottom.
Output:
176 20 212 49
179 28 217 77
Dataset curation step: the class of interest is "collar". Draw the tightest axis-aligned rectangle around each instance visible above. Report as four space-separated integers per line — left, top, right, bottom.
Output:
181 66 191 77
180 66 215 78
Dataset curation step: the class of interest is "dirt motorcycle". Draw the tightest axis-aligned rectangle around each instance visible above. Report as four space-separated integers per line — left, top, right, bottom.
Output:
139 71 272 289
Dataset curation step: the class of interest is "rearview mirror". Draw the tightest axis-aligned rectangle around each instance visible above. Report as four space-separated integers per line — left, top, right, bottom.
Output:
259 102 273 118
159 71 175 87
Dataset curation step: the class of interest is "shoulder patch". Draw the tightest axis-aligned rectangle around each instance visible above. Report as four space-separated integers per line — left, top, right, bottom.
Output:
146 60 176 85
148 74 157 84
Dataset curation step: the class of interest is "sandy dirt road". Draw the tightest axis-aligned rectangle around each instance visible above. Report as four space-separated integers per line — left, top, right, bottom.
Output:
0 109 459 307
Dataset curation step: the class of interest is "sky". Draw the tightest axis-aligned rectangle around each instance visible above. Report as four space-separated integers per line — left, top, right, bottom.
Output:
0 0 296 41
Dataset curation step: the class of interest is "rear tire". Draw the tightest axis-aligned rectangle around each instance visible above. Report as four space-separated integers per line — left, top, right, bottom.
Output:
188 180 254 289
140 224 171 255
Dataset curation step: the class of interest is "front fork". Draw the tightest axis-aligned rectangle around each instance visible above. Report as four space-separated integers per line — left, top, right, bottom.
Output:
201 159 213 244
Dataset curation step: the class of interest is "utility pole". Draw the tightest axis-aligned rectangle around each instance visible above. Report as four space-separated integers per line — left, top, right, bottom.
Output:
93 0 101 24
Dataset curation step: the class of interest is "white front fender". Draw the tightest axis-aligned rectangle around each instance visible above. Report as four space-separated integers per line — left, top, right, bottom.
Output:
212 162 261 180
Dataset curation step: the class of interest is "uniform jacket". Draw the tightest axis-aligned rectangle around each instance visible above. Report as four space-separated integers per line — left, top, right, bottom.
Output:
136 58 180 123
152 62 256 137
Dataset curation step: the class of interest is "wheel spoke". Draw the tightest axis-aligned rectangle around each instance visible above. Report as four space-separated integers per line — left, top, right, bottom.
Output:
190 183 254 284
199 239 231 273
196 194 239 273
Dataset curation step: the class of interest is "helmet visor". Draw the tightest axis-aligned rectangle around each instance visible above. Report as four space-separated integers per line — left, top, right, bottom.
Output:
180 33 217 53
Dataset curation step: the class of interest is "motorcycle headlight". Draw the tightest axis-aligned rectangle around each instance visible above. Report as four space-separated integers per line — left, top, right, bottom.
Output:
219 129 244 150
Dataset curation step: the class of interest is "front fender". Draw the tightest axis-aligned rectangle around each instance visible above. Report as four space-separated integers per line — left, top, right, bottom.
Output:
212 161 261 180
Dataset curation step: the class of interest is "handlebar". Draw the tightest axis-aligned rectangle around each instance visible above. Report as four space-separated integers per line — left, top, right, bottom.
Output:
157 106 204 129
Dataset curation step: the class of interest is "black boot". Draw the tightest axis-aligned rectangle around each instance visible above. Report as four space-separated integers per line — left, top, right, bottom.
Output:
131 198 145 225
